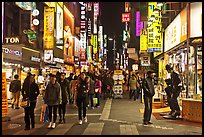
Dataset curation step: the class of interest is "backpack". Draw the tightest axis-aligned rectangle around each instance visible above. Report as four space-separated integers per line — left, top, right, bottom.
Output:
9 80 20 93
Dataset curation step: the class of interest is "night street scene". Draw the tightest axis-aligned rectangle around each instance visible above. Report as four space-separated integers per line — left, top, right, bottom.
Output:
2 2 202 135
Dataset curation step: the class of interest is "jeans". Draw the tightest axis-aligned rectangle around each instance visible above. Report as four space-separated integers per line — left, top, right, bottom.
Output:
143 96 153 122
58 103 67 120
76 96 87 120
24 101 36 128
48 105 58 123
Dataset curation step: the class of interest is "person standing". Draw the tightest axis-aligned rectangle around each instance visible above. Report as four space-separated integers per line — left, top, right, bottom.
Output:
135 72 141 100
76 72 89 125
88 76 95 109
58 72 69 124
70 75 78 107
142 70 155 125
44 74 62 129
129 74 137 100
165 64 182 118
21 74 39 130
9 74 21 109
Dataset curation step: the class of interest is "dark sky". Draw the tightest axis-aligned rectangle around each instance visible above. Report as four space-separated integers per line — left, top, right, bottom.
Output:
100 2 124 70
100 2 124 38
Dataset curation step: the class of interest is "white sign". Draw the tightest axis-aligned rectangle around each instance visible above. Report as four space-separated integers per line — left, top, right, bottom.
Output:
54 57 64 64
31 56 40 62
32 9 39 16
164 7 187 52
190 2 202 38
2 47 22 57
140 53 150 66
44 50 54 63
33 19 39 26
93 3 99 34
98 26 103 59
5 37 20 44
56 4 63 45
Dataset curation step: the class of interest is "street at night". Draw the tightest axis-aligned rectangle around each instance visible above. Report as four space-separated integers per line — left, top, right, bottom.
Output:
2 2 202 135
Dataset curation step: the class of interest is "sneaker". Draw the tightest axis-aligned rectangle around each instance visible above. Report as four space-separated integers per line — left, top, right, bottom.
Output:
84 117 87 123
48 122 52 129
79 120 82 125
51 123 56 129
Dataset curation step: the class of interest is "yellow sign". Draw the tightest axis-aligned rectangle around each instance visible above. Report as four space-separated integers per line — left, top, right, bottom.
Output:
93 35 98 54
140 29 148 52
44 7 55 49
114 70 123 75
2 72 8 115
58 2 63 8
147 2 162 52
44 2 56 7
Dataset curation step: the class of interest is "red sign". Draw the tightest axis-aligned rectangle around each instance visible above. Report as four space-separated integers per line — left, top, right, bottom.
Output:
122 13 130 22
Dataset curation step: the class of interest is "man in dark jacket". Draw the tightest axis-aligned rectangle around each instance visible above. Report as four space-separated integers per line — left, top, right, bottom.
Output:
166 64 182 118
142 70 155 125
9 74 21 109
88 76 95 109
21 74 39 130
58 72 69 124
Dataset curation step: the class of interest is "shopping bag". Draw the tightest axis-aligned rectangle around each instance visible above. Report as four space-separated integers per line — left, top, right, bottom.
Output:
95 88 99 93
40 104 48 122
20 98 30 108
93 98 98 106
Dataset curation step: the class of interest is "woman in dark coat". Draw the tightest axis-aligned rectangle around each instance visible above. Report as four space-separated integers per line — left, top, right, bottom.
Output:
21 74 39 130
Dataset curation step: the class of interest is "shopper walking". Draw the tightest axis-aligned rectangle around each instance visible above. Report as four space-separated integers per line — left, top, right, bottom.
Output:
88 76 95 109
44 74 62 129
9 74 21 109
76 72 89 125
165 64 182 118
21 74 39 130
70 75 78 107
58 72 69 124
142 70 155 125
95 76 102 107
135 72 141 100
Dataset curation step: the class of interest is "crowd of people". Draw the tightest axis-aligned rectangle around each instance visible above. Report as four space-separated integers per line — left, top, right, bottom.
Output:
8 64 182 129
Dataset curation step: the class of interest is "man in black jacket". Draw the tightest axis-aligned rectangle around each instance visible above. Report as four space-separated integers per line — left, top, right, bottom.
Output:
142 70 155 125
165 64 182 118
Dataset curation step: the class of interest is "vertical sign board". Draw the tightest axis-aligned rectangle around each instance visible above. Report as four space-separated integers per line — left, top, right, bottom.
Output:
56 3 64 47
98 26 103 59
44 7 55 49
136 11 141 36
122 13 130 22
87 2 93 61
80 2 86 60
93 2 99 34
93 35 98 54
2 72 8 116
140 53 150 66
147 2 162 52
140 29 148 52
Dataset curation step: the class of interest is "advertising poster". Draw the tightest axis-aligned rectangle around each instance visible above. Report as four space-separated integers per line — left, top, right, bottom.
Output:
44 7 55 49
2 72 8 116
44 50 54 64
147 2 162 52
56 3 64 46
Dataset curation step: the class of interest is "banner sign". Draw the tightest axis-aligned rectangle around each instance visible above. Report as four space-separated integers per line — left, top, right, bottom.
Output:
98 26 103 59
136 11 141 36
147 2 162 52
164 7 187 52
44 7 55 49
2 72 8 115
93 2 99 34
44 50 54 64
56 3 64 46
93 35 98 54
140 29 148 52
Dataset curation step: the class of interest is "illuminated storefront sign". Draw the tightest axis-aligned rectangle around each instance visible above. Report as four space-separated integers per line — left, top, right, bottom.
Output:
140 29 148 52
122 13 130 22
15 2 34 10
98 26 103 59
87 46 92 61
4 37 20 44
54 57 64 64
44 50 54 64
44 7 55 49
136 11 142 36
56 3 64 46
80 2 86 60
31 56 40 62
164 7 187 52
140 53 150 66
93 2 99 34
23 30 36 44
87 18 92 39
147 2 162 52
44 2 56 7
2 47 22 57
74 37 80 57
93 35 98 54
190 2 202 38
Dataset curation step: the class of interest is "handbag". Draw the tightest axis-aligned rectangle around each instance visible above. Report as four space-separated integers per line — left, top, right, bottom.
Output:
93 97 98 106
95 88 99 93
20 98 30 108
